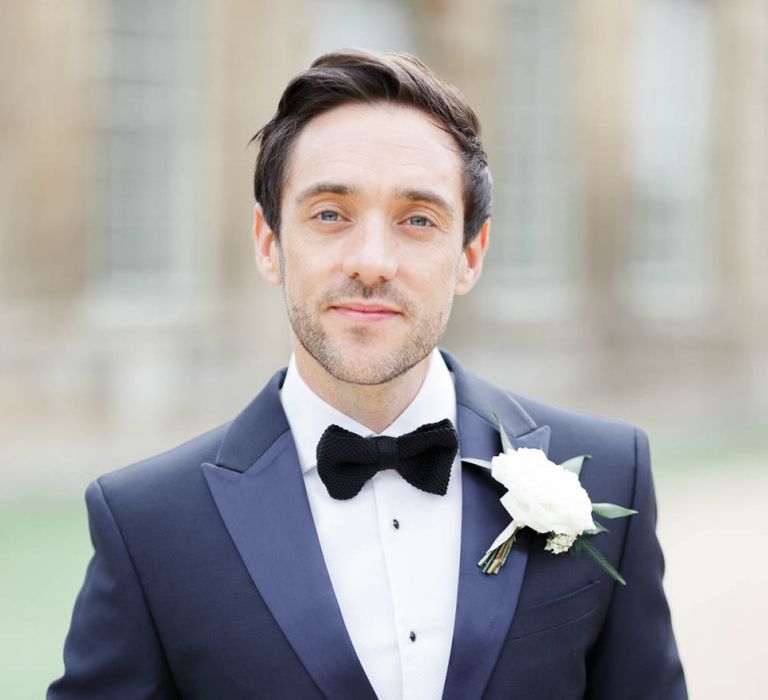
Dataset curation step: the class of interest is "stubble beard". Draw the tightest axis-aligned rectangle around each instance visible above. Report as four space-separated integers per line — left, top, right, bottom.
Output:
284 279 454 386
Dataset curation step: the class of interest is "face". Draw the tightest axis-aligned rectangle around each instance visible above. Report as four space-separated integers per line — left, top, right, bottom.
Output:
254 102 489 387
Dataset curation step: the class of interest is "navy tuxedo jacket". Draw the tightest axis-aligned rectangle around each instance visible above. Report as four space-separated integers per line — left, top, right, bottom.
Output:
50 351 686 699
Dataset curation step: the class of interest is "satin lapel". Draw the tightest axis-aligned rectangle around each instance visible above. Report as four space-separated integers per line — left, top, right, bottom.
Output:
202 371 376 700
441 351 551 700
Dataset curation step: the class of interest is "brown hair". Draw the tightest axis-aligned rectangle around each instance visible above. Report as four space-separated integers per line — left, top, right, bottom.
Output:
251 49 492 247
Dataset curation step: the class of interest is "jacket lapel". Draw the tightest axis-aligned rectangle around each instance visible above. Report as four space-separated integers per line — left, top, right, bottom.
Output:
441 350 550 700
202 371 377 700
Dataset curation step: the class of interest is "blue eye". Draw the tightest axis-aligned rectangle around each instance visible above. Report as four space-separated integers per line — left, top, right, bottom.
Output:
319 211 340 222
408 215 430 227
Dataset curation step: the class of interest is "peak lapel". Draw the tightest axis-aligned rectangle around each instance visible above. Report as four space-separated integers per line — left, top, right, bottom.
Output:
202 371 376 700
441 351 550 700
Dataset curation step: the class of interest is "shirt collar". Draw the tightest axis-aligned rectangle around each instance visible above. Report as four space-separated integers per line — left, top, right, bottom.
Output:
280 348 457 474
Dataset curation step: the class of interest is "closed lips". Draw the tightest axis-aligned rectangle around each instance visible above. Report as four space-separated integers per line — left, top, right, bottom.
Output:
331 303 401 319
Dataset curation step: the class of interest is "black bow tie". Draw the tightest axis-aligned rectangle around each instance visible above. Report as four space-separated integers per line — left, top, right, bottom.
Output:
316 418 459 500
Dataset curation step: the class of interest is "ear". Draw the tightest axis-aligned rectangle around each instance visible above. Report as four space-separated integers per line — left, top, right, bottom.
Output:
253 204 282 285
455 218 490 296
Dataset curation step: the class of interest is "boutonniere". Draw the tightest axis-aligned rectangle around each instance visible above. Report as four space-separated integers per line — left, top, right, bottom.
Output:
463 413 637 584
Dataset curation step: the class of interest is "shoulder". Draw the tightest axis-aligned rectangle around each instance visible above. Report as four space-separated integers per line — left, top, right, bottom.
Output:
445 348 646 482
509 392 646 463
87 367 289 525
445 349 642 453
89 422 231 519
78 422 244 580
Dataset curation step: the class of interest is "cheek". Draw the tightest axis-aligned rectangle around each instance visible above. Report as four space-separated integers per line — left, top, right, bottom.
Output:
438 251 466 290
410 259 460 301
279 244 313 282
281 255 332 306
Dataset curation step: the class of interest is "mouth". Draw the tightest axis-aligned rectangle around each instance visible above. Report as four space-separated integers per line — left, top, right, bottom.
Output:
329 301 402 322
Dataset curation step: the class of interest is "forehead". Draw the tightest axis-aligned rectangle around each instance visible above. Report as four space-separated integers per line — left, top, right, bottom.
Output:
283 102 464 203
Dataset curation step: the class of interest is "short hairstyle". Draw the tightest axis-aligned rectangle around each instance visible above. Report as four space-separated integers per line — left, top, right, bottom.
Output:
251 49 492 247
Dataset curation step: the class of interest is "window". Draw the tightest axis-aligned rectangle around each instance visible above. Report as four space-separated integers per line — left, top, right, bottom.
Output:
89 0 206 305
623 0 716 317
487 0 583 320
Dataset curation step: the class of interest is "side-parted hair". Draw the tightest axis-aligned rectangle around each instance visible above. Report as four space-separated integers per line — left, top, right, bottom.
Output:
251 49 492 247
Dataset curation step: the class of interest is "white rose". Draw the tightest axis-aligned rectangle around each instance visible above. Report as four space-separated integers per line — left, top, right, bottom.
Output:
491 448 596 536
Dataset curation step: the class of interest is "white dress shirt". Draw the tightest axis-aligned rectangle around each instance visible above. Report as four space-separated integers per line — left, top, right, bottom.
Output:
280 349 462 700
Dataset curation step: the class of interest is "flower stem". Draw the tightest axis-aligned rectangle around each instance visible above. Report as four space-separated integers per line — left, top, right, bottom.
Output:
479 534 516 574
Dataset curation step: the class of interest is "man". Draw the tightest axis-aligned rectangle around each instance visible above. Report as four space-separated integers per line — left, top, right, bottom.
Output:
50 50 686 699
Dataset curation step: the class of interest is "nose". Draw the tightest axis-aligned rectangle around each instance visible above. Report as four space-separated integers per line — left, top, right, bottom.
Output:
341 216 398 284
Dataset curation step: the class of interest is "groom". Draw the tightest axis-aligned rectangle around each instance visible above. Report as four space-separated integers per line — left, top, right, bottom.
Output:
50 50 687 698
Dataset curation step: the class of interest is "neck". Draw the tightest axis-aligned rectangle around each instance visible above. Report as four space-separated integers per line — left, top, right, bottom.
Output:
293 348 432 434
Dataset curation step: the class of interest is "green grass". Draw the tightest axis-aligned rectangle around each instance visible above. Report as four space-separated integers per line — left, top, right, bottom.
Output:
0 499 92 700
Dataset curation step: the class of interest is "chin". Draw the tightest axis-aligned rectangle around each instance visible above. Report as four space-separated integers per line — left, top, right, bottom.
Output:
320 344 431 387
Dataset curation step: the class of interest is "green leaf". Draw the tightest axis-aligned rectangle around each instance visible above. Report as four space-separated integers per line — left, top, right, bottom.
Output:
462 457 493 471
580 539 626 585
583 522 609 535
592 503 638 519
560 455 590 476
490 410 513 453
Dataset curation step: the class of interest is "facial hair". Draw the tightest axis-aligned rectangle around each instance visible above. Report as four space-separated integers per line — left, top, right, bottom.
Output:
284 277 455 386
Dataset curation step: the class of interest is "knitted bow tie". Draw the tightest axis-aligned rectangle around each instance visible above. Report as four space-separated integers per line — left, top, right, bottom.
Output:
315 418 459 500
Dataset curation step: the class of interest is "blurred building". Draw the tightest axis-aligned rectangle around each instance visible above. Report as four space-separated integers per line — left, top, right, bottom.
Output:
1 0 767 495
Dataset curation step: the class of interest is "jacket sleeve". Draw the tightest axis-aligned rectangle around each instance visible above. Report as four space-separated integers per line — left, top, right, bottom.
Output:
585 429 687 699
48 480 179 700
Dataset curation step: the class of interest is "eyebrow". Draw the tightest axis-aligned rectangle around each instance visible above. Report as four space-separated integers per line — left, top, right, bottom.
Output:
295 182 356 205
394 187 456 218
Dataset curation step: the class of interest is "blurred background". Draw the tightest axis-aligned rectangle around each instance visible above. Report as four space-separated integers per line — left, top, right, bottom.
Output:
1 0 766 697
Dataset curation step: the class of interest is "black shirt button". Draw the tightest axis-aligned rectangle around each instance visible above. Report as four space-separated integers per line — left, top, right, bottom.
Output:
392 519 400 529
409 630 416 642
